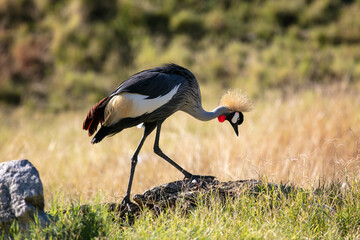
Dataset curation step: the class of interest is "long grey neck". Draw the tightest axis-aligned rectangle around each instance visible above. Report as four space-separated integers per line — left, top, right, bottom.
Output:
188 105 231 121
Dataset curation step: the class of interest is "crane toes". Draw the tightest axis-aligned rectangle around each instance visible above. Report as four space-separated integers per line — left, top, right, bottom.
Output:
119 196 140 213
184 174 216 181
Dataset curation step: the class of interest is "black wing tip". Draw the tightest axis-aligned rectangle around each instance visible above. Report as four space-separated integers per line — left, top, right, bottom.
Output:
91 127 110 144
91 135 105 144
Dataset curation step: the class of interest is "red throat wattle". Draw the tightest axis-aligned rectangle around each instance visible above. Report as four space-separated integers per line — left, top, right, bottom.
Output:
218 115 226 122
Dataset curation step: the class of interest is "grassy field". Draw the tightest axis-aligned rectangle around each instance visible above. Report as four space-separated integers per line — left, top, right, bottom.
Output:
1 82 359 202
1 80 359 239
8 177 360 239
2 81 360 238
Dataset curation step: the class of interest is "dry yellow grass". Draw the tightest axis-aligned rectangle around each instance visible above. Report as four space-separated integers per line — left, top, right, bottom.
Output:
1 83 359 206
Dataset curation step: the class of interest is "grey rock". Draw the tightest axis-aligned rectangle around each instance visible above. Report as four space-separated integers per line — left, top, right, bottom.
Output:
0 159 51 233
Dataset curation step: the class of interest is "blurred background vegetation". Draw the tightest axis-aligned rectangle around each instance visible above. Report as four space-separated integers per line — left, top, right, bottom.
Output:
1 0 360 111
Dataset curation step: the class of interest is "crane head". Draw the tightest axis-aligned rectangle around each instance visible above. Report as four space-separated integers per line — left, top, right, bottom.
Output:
218 112 244 136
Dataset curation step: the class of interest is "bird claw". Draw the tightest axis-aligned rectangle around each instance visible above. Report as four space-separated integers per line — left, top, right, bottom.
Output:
119 197 140 214
184 174 216 181
120 196 132 211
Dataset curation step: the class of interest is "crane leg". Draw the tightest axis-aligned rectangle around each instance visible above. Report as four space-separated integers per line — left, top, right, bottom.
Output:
123 122 156 204
153 121 193 179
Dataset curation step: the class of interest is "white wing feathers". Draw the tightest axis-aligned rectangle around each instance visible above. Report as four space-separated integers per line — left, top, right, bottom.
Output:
103 84 181 126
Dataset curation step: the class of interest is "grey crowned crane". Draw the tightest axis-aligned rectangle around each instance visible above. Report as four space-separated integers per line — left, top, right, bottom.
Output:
83 64 252 204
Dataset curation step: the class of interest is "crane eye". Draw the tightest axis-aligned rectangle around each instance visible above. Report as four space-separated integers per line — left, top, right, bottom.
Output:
237 112 244 125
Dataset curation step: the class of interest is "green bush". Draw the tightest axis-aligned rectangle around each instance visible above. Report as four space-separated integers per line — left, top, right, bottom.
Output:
170 10 206 38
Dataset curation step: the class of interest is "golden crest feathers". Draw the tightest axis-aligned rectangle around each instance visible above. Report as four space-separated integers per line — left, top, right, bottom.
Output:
220 90 253 112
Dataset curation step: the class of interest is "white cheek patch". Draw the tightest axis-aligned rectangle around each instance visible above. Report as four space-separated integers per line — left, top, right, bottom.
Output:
231 112 239 124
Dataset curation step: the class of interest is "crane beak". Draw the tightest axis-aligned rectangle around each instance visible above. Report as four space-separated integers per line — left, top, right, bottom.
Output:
228 112 243 136
230 122 239 136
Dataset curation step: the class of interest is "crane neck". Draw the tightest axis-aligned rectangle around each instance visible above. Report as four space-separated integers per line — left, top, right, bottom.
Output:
189 105 231 121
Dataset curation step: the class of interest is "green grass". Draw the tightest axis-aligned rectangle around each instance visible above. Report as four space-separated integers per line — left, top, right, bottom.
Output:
8 180 360 239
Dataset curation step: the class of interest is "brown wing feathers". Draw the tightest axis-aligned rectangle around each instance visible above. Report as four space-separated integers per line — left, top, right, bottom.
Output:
83 97 109 136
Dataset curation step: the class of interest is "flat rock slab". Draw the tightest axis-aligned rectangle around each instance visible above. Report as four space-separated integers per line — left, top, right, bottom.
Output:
0 159 51 232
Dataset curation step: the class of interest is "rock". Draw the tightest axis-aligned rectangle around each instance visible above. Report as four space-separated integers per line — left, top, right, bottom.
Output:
82 177 294 224
0 159 51 233
133 177 220 211
132 177 285 212
99 177 288 217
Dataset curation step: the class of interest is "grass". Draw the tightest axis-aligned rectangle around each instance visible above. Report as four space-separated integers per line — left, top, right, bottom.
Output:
1 82 360 202
1 82 359 238
7 180 360 239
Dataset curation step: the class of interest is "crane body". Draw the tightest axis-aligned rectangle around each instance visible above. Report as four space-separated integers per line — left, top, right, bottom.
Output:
83 64 252 204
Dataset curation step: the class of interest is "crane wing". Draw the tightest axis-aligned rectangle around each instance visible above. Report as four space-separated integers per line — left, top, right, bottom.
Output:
103 84 181 126
110 70 186 99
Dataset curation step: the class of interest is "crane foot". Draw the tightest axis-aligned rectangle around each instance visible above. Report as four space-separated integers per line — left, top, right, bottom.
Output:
119 196 139 214
184 174 216 181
